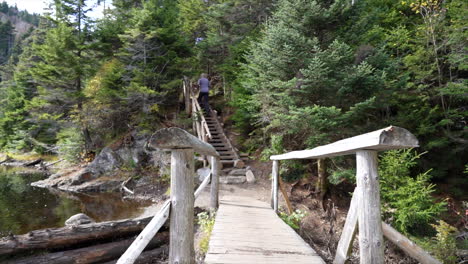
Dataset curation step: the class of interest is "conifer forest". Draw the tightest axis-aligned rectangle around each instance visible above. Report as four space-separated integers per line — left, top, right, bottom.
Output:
0 0 466 263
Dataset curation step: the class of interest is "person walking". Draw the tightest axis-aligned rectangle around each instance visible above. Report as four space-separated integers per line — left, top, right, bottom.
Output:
197 73 211 115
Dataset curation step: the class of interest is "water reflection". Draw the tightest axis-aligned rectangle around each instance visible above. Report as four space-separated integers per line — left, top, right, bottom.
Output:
0 166 150 237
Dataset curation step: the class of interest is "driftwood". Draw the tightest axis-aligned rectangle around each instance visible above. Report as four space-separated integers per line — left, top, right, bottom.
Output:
0 216 159 255
44 159 64 168
7 232 169 264
121 177 135 195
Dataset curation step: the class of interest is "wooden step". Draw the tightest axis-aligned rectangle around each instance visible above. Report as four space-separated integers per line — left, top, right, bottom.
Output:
220 155 236 160
211 143 227 147
218 151 235 155
214 147 231 150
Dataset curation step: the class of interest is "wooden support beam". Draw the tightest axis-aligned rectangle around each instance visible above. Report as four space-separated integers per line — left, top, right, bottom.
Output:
146 127 219 158
271 160 279 213
278 177 293 214
356 150 384 264
333 188 359 264
169 149 195 264
271 126 418 160
210 156 220 210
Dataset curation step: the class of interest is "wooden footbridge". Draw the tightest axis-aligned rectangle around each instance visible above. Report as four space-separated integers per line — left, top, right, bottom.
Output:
115 123 442 264
115 78 441 264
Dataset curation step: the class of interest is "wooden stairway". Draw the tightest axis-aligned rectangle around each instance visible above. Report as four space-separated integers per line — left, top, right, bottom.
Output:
204 112 246 183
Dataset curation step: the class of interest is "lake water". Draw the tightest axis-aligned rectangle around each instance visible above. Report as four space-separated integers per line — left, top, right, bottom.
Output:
0 166 150 237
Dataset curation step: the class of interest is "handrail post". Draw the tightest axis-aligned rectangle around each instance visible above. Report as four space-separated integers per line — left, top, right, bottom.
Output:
356 150 384 264
169 149 195 264
271 160 279 213
210 156 220 210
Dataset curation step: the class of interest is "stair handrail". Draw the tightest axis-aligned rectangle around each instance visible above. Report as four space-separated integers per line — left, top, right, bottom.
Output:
117 128 220 264
183 77 212 142
269 126 441 264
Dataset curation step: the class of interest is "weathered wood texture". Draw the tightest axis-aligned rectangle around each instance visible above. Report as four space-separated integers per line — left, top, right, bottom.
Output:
169 149 195 264
205 196 325 264
271 160 279 212
382 223 442 264
117 200 170 264
6 232 169 264
333 188 360 264
270 126 418 160
356 150 384 264
146 127 219 158
0 216 157 255
210 156 220 210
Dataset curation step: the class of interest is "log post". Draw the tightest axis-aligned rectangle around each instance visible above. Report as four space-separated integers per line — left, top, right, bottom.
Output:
271 160 279 213
356 150 384 264
210 156 220 211
169 149 195 264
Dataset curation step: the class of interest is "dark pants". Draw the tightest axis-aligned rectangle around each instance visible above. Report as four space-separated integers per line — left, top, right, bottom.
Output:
198 92 210 114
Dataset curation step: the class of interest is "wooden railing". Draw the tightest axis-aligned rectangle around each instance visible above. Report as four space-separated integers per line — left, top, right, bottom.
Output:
117 128 220 264
270 126 441 264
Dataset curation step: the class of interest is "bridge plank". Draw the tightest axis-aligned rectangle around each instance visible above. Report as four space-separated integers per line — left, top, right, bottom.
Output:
205 196 325 264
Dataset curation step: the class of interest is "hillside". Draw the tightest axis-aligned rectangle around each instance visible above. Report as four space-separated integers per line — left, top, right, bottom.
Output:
0 1 39 65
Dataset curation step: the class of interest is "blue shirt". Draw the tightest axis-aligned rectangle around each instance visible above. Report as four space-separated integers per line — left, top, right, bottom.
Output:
198 78 210 93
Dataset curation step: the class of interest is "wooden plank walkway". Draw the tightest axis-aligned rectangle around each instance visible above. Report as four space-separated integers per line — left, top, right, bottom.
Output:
205 196 325 264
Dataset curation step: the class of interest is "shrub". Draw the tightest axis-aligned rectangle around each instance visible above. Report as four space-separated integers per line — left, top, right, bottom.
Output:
379 149 446 235
197 211 216 254
279 209 307 230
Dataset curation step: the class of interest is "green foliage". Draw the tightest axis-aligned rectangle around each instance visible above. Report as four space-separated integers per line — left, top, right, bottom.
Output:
379 149 446 235
197 211 216 254
279 209 307 230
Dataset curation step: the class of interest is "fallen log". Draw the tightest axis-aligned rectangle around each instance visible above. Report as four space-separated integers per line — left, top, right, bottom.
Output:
0 216 162 255
0 155 12 165
24 159 43 167
6 232 169 264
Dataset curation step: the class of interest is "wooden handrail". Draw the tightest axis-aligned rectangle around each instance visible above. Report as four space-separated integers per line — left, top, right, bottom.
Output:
146 127 219 158
119 128 221 264
269 126 439 264
270 126 418 160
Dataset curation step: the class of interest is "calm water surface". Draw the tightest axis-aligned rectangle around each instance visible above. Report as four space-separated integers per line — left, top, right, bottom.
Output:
0 166 150 237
